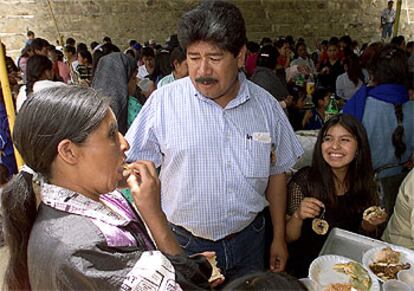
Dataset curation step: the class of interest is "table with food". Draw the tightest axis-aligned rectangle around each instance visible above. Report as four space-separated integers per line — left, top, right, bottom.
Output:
303 227 414 291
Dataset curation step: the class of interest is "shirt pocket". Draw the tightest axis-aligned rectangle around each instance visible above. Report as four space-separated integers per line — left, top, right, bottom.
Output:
241 138 271 178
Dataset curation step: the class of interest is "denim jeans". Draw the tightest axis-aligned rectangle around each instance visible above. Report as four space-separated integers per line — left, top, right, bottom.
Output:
170 213 266 283
382 23 393 39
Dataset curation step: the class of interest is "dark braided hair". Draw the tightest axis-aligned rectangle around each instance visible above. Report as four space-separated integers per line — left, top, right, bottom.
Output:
25 55 53 97
392 104 406 160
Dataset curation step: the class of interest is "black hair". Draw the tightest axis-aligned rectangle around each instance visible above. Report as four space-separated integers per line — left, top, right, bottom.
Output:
312 87 330 108
260 37 273 47
103 36 112 43
25 55 53 96
90 41 99 50
246 41 260 53
1 86 110 290
256 44 278 69
129 39 137 47
27 31 34 37
274 38 288 49
344 53 362 87
64 45 76 56
30 38 50 54
177 0 247 57
309 114 378 210
141 46 155 58
125 49 136 59
371 44 409 86
65 37 76 46
225 271 307 290
76 42 88 53
78 50 92 64
170 47 186 69
329 36 339 46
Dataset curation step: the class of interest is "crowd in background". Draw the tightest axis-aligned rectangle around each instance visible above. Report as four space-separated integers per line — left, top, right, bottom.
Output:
0 1 414 288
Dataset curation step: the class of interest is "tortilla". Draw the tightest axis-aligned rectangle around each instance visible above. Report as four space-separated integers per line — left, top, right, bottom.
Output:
312 218 329 235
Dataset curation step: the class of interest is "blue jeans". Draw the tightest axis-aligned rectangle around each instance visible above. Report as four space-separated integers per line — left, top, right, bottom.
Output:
382 23 393 39
170 213 266 283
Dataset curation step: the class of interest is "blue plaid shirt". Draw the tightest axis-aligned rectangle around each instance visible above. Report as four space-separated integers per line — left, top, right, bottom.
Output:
126 73 303 240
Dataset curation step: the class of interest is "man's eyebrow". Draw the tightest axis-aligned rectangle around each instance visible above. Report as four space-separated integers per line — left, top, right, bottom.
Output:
187 52 224 56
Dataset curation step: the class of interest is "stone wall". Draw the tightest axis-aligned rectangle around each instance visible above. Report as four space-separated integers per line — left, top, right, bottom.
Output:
0 0 413 59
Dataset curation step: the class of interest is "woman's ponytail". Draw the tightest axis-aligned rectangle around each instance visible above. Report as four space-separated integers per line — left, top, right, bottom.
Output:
1 171 37 290
392 103 406 160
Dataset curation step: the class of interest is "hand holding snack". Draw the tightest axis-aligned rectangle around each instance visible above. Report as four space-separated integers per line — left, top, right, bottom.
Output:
126 161 161 214
195 252 224 287
363 206 388 226
294 197 325 220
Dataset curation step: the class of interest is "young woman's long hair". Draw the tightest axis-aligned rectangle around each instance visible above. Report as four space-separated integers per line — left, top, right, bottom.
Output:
1 86 109 290
344 53 362 87
307 114 378 211
371 44 409 161
25 55 53 97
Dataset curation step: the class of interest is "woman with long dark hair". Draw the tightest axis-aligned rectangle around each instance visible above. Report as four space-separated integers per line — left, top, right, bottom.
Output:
1 86 213 290
285 114 387 277
16 55 65 112
343 44 414 179
336 53 364 100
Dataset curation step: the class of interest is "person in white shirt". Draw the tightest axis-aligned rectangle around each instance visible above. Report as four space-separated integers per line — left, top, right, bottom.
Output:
16 55 65 112
381 1 396 40
126 0 303 282
157 47 188 88
137 47 155 79
336 54 364 101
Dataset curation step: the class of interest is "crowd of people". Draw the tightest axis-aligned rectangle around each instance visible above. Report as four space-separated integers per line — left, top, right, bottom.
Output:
0 0 414 290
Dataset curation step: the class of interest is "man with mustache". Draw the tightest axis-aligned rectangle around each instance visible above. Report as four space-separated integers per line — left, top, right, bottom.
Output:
126 0 303 282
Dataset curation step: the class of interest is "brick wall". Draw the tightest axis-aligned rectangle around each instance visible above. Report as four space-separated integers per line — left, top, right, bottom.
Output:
0 0 413 59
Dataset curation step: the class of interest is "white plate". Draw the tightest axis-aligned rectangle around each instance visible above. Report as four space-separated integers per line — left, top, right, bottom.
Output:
309 255 380 291
362 245 414 282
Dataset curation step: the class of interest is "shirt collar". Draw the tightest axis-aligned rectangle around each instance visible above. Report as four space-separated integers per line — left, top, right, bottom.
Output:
40 183 136 226
191 72 251 110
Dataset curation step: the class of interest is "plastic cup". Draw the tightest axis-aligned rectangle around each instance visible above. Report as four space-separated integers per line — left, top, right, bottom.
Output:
382 279 411 291
397 269 414 288
298 278 320 291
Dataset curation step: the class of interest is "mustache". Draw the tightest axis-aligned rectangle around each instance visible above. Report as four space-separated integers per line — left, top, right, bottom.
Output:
195 77 218 85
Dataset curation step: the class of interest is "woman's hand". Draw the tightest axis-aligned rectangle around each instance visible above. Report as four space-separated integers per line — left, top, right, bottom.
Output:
126 160 161 215
294 197 325 220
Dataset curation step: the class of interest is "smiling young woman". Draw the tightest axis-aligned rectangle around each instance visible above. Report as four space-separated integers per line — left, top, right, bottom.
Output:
284 114 387 278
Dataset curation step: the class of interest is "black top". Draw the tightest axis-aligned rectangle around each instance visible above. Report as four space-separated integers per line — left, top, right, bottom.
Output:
286 167 365 278
318 59 344 92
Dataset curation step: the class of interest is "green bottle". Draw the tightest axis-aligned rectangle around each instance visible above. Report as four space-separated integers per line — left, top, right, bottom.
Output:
325 94 338 122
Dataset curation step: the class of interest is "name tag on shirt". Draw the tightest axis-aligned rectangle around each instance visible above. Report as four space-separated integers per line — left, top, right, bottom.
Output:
252 132 271 143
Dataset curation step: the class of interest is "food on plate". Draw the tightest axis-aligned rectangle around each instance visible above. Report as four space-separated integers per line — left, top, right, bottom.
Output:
363 206 386 221
207 255 225 283
312 218 329 235
333 261 371 291
323 283 356 291
369 247 411 281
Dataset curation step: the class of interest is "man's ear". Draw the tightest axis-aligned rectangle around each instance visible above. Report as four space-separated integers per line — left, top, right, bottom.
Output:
237 45 247 69
56 139 80 165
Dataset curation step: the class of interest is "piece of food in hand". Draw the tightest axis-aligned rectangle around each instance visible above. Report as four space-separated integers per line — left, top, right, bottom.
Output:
312 218 329 235
323 283 355 291
122 164 132 177
333 261 372 291
363 206 386 221
207 255 225 283
369 247 411 280
122 163 140 177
